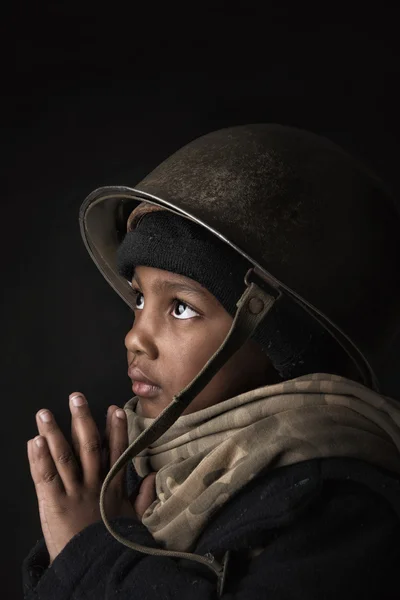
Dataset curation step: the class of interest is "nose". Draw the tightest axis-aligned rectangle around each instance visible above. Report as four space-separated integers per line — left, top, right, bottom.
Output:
125 313 159 361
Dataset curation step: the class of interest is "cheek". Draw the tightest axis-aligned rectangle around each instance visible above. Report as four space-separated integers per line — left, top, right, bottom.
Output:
160 325 228 391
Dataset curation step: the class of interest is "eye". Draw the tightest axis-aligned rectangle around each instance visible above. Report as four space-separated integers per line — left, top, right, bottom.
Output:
172 300 199 320
133 291 144 310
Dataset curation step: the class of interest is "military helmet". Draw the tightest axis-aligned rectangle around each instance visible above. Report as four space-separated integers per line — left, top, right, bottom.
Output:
79 123 400 394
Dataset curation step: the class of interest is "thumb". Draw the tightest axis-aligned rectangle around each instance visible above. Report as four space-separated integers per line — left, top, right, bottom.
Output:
134 472 157 519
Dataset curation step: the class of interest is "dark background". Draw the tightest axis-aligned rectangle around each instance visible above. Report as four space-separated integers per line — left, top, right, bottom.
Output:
2 6 400 599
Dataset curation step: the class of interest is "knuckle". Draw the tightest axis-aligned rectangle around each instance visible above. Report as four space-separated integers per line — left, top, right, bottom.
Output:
42 469 59 485
82 439 102 455
57 450 75 466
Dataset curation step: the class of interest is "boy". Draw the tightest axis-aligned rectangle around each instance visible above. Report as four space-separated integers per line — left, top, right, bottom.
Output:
24 124 400 598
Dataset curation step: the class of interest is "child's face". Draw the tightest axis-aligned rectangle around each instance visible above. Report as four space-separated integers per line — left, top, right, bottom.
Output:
125 266 275 418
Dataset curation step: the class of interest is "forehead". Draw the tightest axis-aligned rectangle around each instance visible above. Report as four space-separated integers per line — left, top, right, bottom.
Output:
132 266 213 302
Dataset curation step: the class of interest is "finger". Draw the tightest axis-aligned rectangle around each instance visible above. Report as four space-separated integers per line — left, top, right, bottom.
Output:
72 404 110 459
71 414 79 458
27 438 40 481
28 435 65 498
35 409 80 493
105 406 118 444
108 408 129 491
101 406 117 477
27 439 37 483
134 472 157 519
69 393 102 488
27 439 43 505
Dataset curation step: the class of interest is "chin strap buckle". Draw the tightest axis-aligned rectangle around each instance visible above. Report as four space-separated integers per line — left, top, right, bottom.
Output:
244 267 282 301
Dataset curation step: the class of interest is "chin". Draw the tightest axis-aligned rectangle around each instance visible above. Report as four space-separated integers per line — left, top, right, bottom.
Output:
137 398 168 419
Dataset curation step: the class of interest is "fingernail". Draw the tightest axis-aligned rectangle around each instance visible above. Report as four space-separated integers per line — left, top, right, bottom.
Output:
35 436 44 448
39 411 51 423
115 409 125 419
70 394 86 407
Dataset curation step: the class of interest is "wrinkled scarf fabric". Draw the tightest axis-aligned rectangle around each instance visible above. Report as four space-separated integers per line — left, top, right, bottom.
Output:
124 373 400 552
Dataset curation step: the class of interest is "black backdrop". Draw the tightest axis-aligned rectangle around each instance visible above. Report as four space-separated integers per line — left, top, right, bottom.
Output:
2 7 400 599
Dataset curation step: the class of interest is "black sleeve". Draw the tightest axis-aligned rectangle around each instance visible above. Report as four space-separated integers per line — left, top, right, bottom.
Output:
221 478 400 600
21 516 222 600
22 477 400 600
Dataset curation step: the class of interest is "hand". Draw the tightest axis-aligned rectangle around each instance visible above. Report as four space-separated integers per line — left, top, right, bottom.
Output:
134 472 157 519
27 393 154 564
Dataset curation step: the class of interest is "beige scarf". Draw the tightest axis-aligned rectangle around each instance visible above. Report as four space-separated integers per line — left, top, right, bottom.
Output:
124 373 400 552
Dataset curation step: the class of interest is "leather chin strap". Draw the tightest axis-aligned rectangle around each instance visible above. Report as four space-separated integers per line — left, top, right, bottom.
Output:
99 270 279 595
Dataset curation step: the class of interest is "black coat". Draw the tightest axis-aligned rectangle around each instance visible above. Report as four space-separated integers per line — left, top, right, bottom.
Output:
22 457 400 599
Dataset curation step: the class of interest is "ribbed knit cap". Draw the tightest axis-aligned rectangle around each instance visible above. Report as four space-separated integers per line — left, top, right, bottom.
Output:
117 210 251 316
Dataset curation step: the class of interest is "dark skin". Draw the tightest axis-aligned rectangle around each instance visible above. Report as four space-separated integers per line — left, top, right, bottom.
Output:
27 266 279 564
27 400 151 565
127 266 280 417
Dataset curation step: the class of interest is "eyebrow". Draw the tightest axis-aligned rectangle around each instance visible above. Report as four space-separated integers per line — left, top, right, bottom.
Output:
132 271 210 301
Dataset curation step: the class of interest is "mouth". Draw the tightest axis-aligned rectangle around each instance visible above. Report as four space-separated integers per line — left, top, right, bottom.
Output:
128 365 162 399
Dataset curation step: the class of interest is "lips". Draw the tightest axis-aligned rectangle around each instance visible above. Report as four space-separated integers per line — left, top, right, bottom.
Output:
128 365 161 398
127 365 159 387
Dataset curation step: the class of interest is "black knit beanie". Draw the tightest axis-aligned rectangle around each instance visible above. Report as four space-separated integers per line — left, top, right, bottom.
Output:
117 210 250 316
116 210 358 382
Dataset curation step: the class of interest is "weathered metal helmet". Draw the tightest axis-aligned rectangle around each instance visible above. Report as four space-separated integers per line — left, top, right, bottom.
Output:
79 124 400 583
80 123 400 393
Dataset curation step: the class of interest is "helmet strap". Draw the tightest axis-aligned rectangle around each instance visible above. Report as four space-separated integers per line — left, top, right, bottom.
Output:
99 269 278 578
